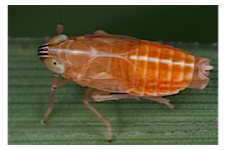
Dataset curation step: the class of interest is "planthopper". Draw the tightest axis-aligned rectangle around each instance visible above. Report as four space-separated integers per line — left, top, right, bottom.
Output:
38 25 213 142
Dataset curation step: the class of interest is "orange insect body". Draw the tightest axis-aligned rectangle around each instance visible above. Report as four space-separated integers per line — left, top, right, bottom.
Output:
38 30 213 142
45 35 210 97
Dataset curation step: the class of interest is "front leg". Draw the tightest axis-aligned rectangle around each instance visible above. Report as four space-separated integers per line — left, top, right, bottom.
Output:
41 73 72 124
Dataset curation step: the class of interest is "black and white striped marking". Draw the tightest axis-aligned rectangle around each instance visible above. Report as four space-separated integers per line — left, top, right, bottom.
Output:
38 44 49 57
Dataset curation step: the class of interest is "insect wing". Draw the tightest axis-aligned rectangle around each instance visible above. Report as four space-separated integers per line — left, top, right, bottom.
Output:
84 34 141 54
77 35 141 92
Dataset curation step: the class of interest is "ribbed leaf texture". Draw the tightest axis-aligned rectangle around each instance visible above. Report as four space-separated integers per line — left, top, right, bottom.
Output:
8 39 218 145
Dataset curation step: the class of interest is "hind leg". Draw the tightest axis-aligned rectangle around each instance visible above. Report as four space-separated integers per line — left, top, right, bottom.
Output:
91 90 141 102
91 91 174 109
142 96 175 109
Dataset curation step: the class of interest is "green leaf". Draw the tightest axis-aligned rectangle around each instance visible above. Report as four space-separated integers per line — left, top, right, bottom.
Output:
8 40 218 145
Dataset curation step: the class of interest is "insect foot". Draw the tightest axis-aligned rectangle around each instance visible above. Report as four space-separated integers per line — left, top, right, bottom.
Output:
41 120 46 125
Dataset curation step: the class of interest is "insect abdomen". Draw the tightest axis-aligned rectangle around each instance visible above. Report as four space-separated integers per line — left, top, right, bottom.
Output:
128 40 195 96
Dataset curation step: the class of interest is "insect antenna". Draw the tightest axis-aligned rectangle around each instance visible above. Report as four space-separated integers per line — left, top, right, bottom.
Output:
59 5 63 25
57 5 64 35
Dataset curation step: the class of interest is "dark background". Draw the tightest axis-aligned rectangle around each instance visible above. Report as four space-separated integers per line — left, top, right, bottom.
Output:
8 5 218 43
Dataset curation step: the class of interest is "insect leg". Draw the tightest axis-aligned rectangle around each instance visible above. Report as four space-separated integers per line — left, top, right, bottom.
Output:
83 88 112 142
41 73 72 124
93 30 109 35
91 91 141 102
142 97 175 109
91 91 174 109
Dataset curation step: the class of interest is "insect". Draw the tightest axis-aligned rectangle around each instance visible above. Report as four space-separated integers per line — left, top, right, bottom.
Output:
38 28 213 142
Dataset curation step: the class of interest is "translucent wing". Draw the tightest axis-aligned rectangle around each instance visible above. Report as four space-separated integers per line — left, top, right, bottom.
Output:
85 34 141 54
79 56 137 93
67 33 142 54
64 33 141 92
